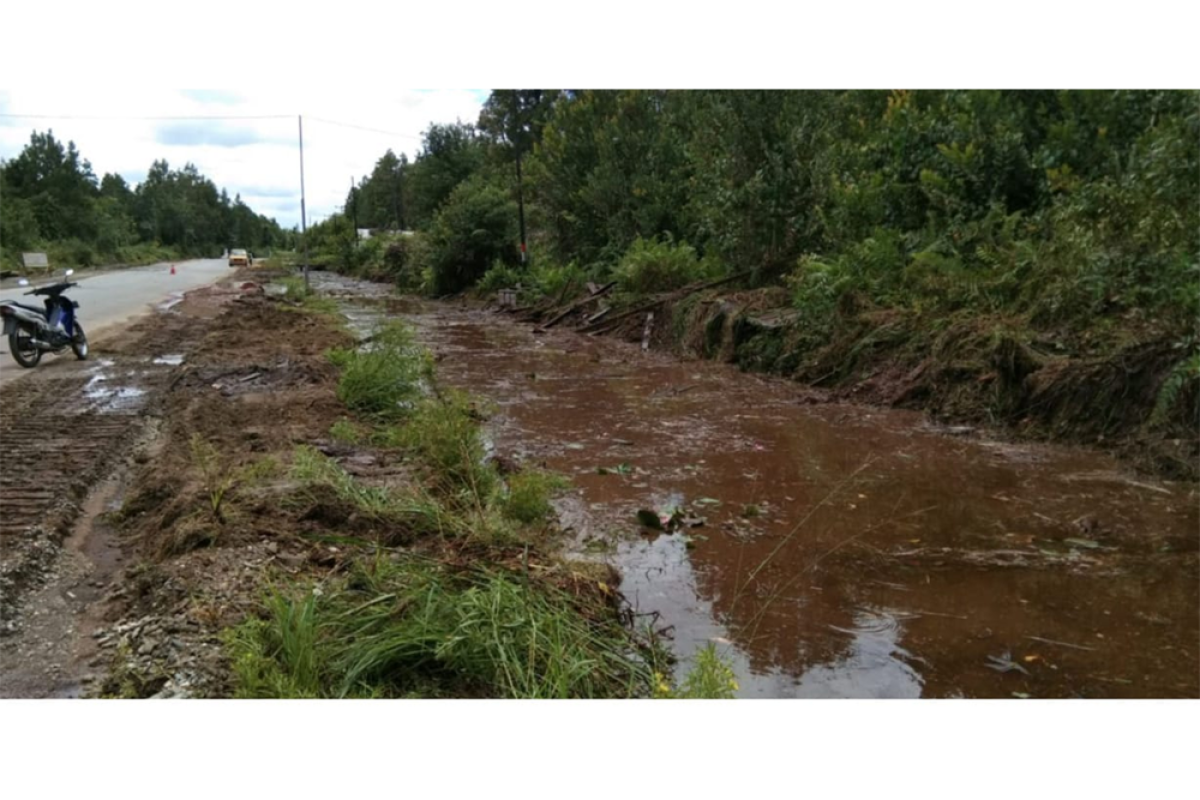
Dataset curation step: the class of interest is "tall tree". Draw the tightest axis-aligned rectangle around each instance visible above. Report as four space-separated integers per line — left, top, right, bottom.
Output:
2 130 99 241
478 90 562 261
404 122 484 227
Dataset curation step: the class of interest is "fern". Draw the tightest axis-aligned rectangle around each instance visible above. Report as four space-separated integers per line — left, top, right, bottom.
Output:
1151 351 1200 426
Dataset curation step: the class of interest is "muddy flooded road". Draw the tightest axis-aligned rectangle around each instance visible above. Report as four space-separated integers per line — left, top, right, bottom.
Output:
319 274 1199 698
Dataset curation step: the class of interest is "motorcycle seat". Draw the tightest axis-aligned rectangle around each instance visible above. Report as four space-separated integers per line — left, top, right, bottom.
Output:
4 301 46 315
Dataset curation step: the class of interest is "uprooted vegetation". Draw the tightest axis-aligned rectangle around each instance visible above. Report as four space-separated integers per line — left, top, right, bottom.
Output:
99 288 736 698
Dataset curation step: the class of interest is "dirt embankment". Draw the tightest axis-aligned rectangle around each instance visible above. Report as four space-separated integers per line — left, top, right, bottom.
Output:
82 282 645 698
79 289 356 696
502 285 1199 482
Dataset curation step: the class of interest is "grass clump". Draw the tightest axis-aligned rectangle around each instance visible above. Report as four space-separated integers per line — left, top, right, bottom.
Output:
377 392 497 503
654 643 739 699
328 322 428 419
502 470 570 524
290 445 453 536
240 455 282 485
277 275 310 300
224 554 664 699
329 417 364 445
275 275 340 316
190 434 236 524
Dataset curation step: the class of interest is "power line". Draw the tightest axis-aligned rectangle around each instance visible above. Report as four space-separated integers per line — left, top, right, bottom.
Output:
0 112 424 141
306 116 421 140
0 113 293 121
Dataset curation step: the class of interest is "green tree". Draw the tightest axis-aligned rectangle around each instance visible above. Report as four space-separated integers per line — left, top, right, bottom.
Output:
405 122 485 228
680 90 839 279
2 130 99 241
427 178 518 295
479 90 562 157
348 150 408 231
527 90 690 267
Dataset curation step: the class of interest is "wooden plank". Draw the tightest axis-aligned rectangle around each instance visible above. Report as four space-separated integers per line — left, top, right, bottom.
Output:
578 271 751 334
585 307 614 326
536 282 616 330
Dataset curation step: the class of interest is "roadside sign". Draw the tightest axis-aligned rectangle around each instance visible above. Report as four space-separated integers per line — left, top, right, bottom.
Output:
22 252 49 272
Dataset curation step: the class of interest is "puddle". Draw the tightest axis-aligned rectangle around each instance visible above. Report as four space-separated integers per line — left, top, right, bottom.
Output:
84 383 147 412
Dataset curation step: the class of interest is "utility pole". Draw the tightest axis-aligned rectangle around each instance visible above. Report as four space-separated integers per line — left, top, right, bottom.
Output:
298 115 310 291
391 162 403 232
349 176 358 244
511 88 525 263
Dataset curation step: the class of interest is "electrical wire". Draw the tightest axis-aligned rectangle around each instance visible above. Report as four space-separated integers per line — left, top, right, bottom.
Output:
0 113 423 142
306 116 421 140
0 113 292 122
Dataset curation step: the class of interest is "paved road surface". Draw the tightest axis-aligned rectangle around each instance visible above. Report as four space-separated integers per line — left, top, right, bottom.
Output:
0 258 231 385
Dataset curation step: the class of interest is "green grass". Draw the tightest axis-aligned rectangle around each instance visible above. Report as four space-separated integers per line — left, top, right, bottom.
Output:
328 322 428 419
667 643 739 699
329 417 364 445
502 470 570 524
275 275 341 316
239 455 282 485
290 445 457 538
375 392 497 503
324 343 568 543
224 554 665 698
189 434 236 524
277 275 310 300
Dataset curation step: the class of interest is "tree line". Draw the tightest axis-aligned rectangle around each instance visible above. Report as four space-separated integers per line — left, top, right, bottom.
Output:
318 90 1197 337
1 130 291 269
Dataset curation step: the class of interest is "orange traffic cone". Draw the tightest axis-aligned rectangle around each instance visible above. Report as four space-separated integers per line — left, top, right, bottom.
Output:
170 263 176 275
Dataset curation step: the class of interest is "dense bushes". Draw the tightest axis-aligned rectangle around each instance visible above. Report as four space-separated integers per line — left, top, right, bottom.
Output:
613 236 723 294
318 90 1198 356
426 179 519 296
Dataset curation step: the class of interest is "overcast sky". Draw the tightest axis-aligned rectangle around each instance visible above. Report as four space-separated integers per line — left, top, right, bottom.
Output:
0 89 489 228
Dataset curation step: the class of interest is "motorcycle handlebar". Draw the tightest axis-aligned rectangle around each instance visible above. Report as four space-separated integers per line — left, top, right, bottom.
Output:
24 281 79 296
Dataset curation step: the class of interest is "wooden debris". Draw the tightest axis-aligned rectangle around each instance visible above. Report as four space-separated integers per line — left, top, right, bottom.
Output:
641 312 655 352
537 282 616 330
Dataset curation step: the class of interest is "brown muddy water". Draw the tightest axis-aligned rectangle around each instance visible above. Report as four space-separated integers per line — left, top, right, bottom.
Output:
318 273 1199 698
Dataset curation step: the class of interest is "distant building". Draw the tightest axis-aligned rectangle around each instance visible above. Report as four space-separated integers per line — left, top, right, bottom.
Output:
357 229 372 240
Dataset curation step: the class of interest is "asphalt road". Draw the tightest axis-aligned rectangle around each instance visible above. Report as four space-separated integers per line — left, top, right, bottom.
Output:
0 258 231 384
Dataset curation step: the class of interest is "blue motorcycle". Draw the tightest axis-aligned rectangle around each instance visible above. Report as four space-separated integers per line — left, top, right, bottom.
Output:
0 269 89 368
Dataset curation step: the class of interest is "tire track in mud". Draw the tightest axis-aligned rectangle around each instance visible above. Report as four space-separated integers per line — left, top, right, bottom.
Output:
0 304 216 626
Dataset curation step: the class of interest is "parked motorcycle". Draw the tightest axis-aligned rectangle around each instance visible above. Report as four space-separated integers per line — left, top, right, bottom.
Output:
0 269 89 368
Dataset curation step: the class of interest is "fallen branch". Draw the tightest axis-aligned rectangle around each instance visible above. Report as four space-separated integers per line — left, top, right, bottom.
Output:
583 306 611 325
537 281 616 330
1025 635 1097 652
578 271 751 334
578 297 665 333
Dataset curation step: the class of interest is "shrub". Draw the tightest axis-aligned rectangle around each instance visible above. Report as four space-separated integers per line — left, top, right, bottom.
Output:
427 178 519 296
613 235 722 294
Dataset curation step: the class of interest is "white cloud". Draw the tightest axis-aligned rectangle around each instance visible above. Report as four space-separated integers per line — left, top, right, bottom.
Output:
0 88 488 227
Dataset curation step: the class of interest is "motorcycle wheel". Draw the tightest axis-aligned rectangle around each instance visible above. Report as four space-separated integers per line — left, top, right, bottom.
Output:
71 323 89 360
9 326 42 368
